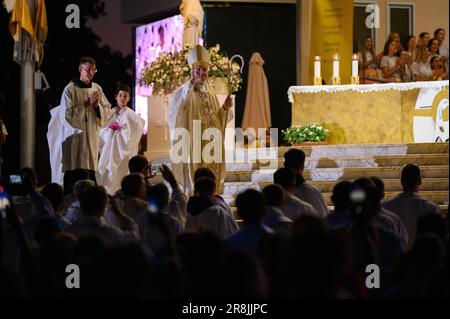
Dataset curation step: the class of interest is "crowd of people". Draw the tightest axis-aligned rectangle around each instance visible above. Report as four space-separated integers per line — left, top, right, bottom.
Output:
0 149 448 298
358 28 449 83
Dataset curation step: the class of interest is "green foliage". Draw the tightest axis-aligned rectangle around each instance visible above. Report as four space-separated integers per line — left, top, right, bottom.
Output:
282 123 329 144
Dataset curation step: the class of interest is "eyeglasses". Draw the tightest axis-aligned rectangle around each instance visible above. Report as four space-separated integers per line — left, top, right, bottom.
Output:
82 66 98 74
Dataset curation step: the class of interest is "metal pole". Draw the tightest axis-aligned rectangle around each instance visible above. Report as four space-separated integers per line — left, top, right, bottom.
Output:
20 60 35 169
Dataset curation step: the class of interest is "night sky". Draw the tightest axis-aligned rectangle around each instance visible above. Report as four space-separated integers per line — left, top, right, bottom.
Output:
86 0 133 56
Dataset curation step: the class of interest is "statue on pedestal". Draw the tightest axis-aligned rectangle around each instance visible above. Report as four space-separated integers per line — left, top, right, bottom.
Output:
180 0 204 49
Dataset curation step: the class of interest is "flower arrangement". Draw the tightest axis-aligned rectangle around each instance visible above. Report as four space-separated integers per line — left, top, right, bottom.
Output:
139 44 243 96
108 122 123 131
282 123 329 144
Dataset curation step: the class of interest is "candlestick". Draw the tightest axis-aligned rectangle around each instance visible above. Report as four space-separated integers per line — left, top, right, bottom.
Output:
313 55 322 85
314 55 321 78
333 54 340 78
352 54 359 77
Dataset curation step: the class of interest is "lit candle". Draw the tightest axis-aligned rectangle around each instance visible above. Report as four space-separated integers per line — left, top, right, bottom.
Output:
333 54 340 78
352 54 359 77
314 55 321 78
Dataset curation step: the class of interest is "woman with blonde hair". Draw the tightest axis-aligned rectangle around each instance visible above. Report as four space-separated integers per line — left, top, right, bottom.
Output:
411 46 432 81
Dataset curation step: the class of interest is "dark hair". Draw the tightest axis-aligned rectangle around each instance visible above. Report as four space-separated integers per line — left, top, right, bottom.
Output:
368 176 384 203
383 39 397 56
194 167 216 182
284 149 306 170
236 189 265 224
331 181 352 211
419 32 430 39
19 167 37 190
434 28 445 37
121 173 145 197
146 183 169 210
79 185 107 216
194 177 216 195
362 34 375 58
273 167 296 189
128 155 149 174
116 84 131 95
401 164 421 190
79 56 96 66
428 38 440 54
41 183 64 213
262 184 285 207
430 55 441 67
404 35 416 51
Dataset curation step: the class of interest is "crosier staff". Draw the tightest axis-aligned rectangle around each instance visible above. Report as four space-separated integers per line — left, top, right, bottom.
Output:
223 55 244 132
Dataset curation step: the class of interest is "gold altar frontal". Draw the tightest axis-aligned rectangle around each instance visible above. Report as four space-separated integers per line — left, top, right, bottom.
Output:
289 82 449 145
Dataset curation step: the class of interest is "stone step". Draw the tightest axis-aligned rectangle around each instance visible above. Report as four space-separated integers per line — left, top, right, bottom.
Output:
224 165 449 182
273 142 449 158
223 191 449 207
226 154 449 171
220 178 449 195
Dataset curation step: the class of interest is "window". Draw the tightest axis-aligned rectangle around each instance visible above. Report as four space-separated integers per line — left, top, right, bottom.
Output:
388 3 415 46
353 2 377 54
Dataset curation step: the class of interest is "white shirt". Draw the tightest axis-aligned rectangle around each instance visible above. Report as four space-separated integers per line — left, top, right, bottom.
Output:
411 62 432 80
380 55 400 81
1 124 7 135
381 191 441 244
439 43 449 58
294 182 329 218
185 204 239 239
282 193 318 221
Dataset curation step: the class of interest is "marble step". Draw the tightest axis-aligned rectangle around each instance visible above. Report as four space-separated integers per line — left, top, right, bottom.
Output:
250 154 449 170
224 165 449 182
223 191 449 207
273 142 449 158
220 178 449 195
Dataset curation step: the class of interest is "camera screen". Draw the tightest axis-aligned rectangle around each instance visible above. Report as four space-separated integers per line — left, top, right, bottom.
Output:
9 175 22 185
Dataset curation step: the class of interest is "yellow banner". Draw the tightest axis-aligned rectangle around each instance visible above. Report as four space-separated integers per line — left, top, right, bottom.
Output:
310 0 354 85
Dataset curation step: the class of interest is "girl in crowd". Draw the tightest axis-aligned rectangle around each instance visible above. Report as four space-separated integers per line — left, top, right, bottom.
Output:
403 35 417 62
428 38 440 61
411 46 432 81
430 56 448 81
380 39 401 82
358 35 380 83
434 28 448 61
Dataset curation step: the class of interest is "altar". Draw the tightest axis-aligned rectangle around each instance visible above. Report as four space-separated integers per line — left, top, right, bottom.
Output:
288 81 449 145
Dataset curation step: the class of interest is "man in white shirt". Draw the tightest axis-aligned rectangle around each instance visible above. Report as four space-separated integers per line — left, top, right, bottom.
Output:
185 177 239 238
283 149 329 218
68 185 137 247
382 164 442 245
261 184 292 235
273 167 318 221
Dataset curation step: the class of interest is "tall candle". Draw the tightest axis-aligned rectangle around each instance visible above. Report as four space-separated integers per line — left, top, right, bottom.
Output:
314 55 321 78
352 54 359 77
333 54 340 77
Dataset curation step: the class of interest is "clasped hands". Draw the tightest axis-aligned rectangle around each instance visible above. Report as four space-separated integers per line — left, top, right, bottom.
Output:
84 91 99 108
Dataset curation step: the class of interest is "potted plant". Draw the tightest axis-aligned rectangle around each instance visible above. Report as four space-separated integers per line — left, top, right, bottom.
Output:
282 123 330 146
139 44 243 96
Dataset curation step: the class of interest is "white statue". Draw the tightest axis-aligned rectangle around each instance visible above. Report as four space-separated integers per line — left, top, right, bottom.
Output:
180 0 204 49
